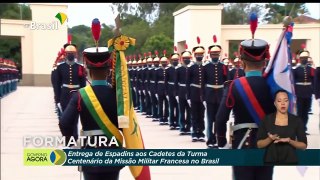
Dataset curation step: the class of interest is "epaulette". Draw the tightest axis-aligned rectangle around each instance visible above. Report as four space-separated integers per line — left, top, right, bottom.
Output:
202 61 210 66
76 62 84 66
187 62 194 68
57 61 65 66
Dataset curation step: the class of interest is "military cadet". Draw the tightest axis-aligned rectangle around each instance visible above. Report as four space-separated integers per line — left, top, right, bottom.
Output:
175 45 193 135
55 43 86 140
128 55 138 109
228 57 245 80
144 52 153 118
187 37 206 142
135 55 144 112
167 47 180 130
292 49 315 134
131 55 139 110
314 65 320 129
215 29 275 179
155 50 169 125
150 51 160 121
60 36 124 180
0 58 3 98
51 48 66 116
203 40 228 148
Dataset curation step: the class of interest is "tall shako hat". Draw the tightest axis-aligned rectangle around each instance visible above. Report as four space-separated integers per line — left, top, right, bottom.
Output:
147 51 153 63
132 54 138 65
170 46 180 61
64 34 77 52
192 36 205 54
299 43 310 58
153 50 160 62
83 18 111 69
239 13 270 62
160 50 168 62
208 35 222 54
181 44 192 59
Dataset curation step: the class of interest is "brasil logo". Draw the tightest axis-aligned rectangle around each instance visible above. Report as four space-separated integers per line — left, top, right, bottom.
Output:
50 149 66 165
55 12 68 25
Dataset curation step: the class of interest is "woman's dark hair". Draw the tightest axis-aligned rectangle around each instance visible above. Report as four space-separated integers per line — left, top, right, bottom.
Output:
273 89 289 101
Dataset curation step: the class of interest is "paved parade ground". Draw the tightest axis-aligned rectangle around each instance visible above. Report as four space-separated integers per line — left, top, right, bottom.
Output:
1 87 320 180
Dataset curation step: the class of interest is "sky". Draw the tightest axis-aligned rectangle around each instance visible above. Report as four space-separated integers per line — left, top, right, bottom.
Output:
65 3 320 27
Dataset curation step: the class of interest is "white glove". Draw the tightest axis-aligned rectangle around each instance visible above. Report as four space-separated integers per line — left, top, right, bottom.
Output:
133 87 136 91
57 103 63 113
175 96 179 103
138 90 141 95
203 101 207 109
155 94 159 100
143 90 146 95
187 99 191 107
148 91 151 96
166 95 169 101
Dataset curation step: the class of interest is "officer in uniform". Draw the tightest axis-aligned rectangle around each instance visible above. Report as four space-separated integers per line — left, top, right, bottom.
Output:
55 43 86 139
175 46 193 135
144 52 153 118
0 58 3 98
215 37 275 179
292 49 315 134
52 49 66 116
155 51 169 125
131 55 139 109
135 55 144 112
150 52 160 122
60 44 124 180
128 55 138 108
228 57 245 80
203 43 228 148
167 50 180 130
187 40 206 142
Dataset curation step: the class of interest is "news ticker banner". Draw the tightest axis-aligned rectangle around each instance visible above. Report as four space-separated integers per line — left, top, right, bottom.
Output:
24 149 320 166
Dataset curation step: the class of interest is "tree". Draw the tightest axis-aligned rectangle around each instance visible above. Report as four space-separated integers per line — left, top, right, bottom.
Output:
0 3 31 20
141 34 173 56
264 3 309 24
222 3 264 24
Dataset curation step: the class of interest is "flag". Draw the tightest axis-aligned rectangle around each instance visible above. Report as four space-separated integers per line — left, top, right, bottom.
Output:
263 23 296 114
108 35 151 180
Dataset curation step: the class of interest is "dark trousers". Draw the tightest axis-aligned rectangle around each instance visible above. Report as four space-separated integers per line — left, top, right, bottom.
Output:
158 94 169 122
297 97 312 131
60 88 79 139
206 102 220 144
191 101 205 138
151 93 159 119
233 166 273 180
145 91 152 115
178 97 191 131
131 87 137 107
135 89 140 109
83 171 120 180
140 91 146 112
169 95 179 126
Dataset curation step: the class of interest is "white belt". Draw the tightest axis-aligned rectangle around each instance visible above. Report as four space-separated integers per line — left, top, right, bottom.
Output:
150 81 155 83
168 82 174 85
191 83 201 88
206 84 224 89
158 81 165 84
62 84 80 88
232 123 258 132
81 129 104 136
179 83 186 87
295 82 312 86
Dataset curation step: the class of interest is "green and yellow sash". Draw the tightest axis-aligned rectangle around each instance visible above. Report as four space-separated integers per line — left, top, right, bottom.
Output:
79 85 123 147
